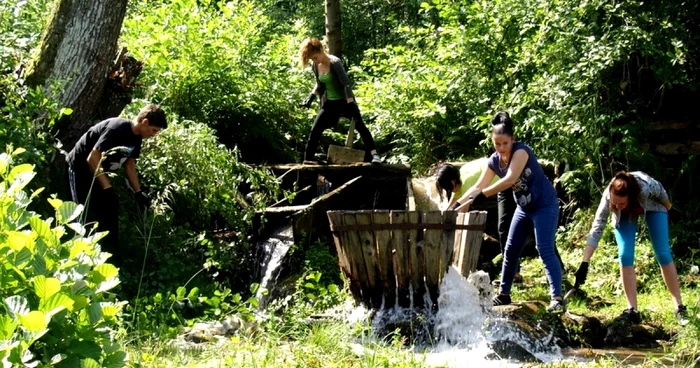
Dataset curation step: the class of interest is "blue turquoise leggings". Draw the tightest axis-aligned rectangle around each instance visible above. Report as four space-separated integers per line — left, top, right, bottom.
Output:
615 211 673 267
500 203 562 297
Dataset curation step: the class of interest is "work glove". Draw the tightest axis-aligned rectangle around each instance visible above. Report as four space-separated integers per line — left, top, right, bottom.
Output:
469 190 487 207
574 261 589 286
134 190 150 213
299 93 316 108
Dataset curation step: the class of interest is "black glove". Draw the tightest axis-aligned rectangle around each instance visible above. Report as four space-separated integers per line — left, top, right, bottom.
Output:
134 191 150 212
469 190 487 207
299 93 316 108
102 187 118 206
448 201 461 211
574 261 589 286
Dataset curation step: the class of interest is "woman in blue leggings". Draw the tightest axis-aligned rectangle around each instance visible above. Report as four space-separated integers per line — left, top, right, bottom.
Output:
574 171 686 323
454 111 564 312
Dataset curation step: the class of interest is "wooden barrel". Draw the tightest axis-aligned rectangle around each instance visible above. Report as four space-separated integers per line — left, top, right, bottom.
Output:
327 210 487 309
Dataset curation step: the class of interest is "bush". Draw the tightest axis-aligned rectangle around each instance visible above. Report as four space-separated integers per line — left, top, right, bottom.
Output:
0 149 125 367
121 0 313 164
113 117 281 294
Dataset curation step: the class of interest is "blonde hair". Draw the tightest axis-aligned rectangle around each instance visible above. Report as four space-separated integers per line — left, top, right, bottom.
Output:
298 37 325 68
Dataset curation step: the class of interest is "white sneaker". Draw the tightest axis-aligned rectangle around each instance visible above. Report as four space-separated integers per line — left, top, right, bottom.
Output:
371 154 382 164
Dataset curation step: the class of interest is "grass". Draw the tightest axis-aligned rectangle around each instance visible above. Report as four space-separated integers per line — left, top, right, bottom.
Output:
125 210 700 368
127 321 434 368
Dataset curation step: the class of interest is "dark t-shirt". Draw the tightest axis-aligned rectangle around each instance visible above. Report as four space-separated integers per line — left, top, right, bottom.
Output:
488 141 557 210
67 118 142 173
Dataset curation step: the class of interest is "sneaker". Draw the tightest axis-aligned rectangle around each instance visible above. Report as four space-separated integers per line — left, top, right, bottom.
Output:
492 294 512 306
371 154 382 164
616 308 641 324
676 305 689 326
547 299 566 313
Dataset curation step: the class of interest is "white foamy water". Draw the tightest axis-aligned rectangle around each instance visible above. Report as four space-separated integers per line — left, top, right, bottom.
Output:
424 266 564 367
256 224 294 305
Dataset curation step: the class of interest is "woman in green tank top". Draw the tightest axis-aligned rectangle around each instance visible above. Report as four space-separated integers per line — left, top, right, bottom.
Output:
298 37 381 165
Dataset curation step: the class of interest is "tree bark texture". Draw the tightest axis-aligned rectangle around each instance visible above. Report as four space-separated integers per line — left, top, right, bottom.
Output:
26 0 128 148
325 0 342 59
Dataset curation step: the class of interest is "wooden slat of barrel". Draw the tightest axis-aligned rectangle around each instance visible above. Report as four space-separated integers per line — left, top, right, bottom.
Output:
391 211 411 308
408 211 425 308
422 211 443 307
460 211 488 276
453 212 466 269
343 213 372 306
327 212 361 301
373 210 395 309
355 210 383 309
442 211 458 269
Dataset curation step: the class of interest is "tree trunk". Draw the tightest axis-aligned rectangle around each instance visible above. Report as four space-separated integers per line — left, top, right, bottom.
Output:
25 0 129 149
325 0 342 59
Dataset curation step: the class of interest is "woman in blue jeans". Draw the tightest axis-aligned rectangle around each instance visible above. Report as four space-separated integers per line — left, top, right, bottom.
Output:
455 111 564 312
573 171 686 323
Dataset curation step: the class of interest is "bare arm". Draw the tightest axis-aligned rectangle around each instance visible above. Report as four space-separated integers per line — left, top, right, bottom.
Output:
87 149 111 190
124 158 141 192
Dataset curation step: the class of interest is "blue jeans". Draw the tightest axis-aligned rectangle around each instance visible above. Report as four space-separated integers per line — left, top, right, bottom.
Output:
499 203 562 297
615 211 673 267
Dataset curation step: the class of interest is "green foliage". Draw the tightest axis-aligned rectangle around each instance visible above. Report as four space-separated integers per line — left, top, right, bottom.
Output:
121 0 313 163
110 117 281 296
126 284 261 338
0 0 65 180
353 0 699 180
0 150 125 367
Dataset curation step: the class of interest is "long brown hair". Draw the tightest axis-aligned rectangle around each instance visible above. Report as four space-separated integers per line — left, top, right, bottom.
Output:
609 171 643 218
298 37 325 68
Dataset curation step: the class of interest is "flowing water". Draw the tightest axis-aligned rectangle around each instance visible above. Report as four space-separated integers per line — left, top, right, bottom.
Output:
255 223 294 306
351 266 569 367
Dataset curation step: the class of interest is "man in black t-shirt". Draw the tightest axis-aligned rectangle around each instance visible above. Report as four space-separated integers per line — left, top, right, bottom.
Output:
66 104 167 265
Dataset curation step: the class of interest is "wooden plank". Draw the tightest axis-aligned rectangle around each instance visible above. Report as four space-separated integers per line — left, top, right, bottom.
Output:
327 211 362 303
442 211 458 269
345 118 356 147
407 211 425 309
327 145 365 164
452 212 465 268
373 210 395 309
422 211 443 308
391 211 411 308
407 178 416 211
355 211 382 309
343 212 372 306
459 211 488 277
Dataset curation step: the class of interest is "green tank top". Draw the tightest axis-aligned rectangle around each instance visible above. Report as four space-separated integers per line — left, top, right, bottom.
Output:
453 158 498 199
319 72 342 100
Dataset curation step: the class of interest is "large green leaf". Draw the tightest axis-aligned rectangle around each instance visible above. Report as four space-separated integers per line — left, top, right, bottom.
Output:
29 216 57 247
87 302 102 324
68 340 101 360
92 264 118 282
5 296 29 316
40 292 75 317
18 311 47 333
6 231 33 252
96 278 121 294
10 247 32 268
103 351 127 368
0 314 18 340
56 202 82 225
34 275 61 299
79 358 101 368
